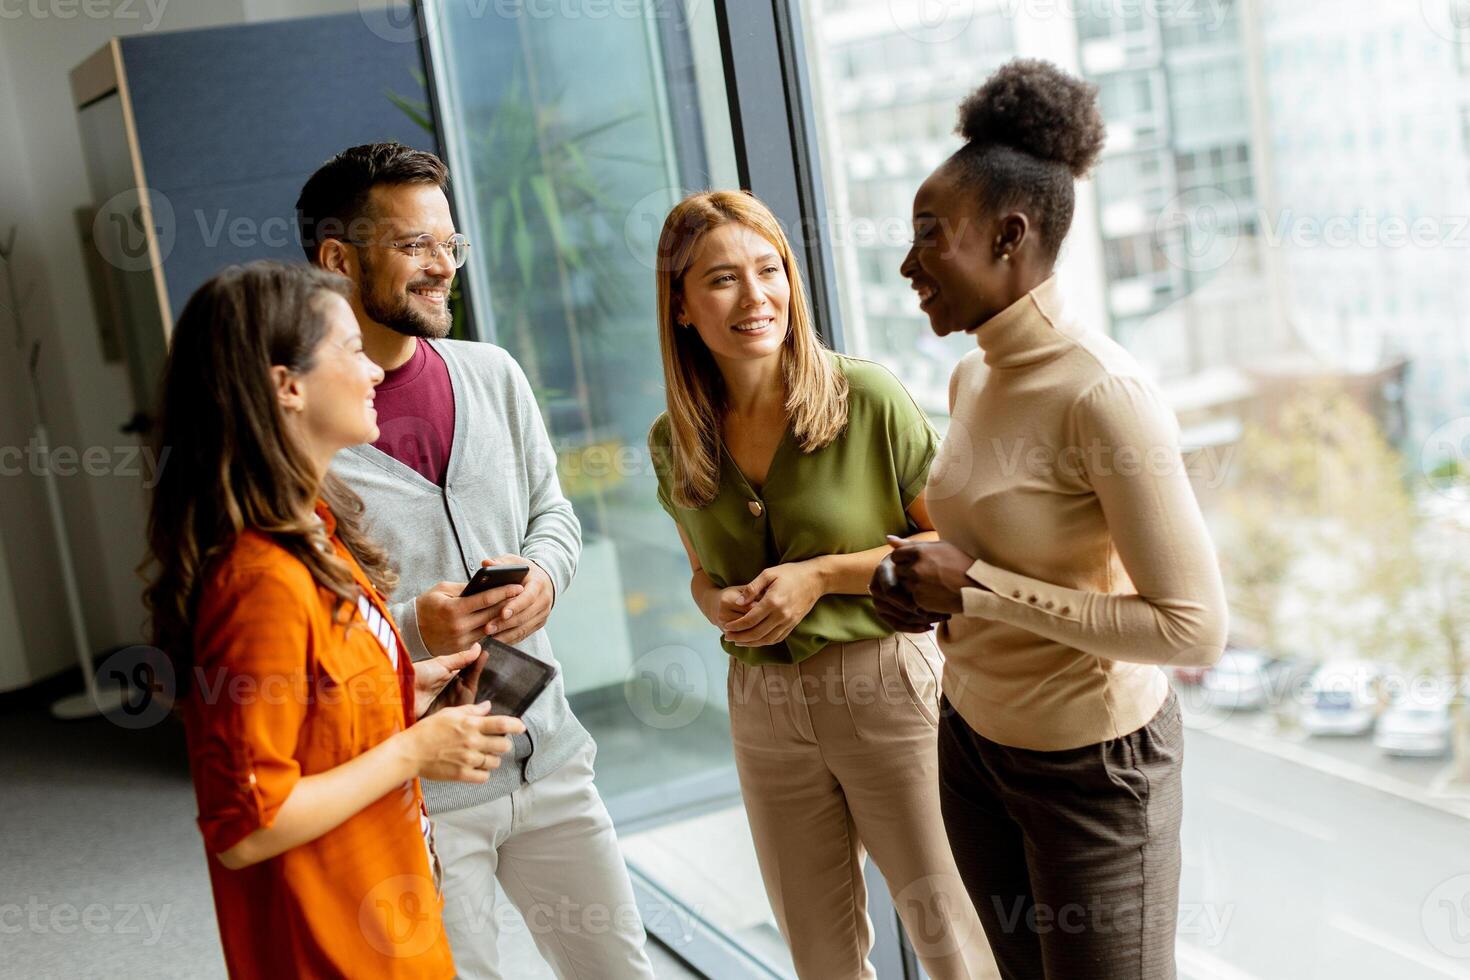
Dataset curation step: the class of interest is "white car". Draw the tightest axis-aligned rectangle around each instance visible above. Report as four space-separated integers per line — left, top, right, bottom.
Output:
1202 649 1272 711
1375 688 1456 758
1301 661 1388 736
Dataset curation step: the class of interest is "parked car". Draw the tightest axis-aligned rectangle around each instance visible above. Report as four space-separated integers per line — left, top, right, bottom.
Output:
1301 660 1389 736
1374 682 1458 758
1202 649 1272 711
1374 701 1453 758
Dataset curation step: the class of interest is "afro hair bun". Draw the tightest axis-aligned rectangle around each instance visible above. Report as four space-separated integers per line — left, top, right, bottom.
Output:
956 59 1106 179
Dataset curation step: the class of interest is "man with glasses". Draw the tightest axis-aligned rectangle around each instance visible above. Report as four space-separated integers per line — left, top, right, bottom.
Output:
296 142 654 980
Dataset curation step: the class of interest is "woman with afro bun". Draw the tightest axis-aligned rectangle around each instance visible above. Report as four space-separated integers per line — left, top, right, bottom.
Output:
872 59 1229 978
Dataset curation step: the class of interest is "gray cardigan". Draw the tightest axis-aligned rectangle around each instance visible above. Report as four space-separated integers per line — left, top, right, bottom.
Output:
332 338 590 814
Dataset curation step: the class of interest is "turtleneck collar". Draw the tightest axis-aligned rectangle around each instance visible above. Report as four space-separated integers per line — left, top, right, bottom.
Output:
968 275 1075 369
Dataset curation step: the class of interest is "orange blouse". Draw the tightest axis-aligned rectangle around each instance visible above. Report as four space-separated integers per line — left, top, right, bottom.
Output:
184 502 454 979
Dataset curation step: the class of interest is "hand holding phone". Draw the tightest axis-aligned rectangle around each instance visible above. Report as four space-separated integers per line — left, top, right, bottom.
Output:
461 563 531 598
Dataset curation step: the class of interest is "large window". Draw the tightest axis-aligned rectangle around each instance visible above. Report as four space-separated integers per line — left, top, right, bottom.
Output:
804 1 1470 977
427 3 810 976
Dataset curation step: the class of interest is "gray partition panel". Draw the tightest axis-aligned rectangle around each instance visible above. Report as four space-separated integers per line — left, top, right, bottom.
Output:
118 12 440 317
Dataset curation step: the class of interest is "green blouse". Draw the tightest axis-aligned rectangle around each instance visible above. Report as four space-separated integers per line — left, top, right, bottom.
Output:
650 354 939 666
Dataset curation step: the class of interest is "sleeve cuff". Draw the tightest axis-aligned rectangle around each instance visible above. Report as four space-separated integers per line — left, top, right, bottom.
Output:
963 559 1083 623
197 761 300 857
522 547 572 603
392 597 433 662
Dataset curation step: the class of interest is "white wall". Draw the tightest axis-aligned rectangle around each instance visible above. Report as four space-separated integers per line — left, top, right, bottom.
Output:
0 0 393 689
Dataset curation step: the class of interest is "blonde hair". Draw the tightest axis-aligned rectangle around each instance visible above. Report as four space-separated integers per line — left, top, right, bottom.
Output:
653 190 849 509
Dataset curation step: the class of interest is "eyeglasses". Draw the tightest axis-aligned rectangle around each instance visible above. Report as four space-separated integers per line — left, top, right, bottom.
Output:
344 233 472 270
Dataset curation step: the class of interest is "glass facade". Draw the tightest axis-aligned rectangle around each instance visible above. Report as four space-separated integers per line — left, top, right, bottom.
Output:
426 1 1470 975
427 3 801 975
803 1 1470 978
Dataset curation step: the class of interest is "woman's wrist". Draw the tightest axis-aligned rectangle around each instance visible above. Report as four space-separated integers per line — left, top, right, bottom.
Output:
801 556 835 597
384 726 426 782
691 572 721 622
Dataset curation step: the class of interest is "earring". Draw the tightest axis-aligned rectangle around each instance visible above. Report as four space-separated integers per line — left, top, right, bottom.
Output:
1001 253 1010 262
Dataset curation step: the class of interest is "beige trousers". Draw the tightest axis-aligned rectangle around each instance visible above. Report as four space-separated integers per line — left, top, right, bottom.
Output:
728 632 995 980
432 739 655 980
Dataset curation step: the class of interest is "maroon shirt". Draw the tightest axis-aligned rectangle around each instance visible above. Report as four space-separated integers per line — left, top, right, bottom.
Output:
371 339 456 486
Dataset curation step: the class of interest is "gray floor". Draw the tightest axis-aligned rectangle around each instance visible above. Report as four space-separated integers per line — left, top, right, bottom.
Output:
0 697 702 979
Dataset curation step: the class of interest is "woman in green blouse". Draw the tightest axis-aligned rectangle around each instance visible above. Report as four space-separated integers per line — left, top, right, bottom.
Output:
648 190 989 979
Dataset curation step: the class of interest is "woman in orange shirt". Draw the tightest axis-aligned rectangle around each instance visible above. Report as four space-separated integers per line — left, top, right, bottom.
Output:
143 262 524 978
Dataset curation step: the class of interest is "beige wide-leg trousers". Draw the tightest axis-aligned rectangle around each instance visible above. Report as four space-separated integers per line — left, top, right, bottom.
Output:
728 631 995 979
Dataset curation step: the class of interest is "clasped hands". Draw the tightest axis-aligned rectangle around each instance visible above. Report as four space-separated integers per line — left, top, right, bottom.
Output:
704 561 827 647
868 536 980 634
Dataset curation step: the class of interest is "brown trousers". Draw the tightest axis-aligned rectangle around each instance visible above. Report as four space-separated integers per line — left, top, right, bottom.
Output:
729 632 995 979
938 691 1185 980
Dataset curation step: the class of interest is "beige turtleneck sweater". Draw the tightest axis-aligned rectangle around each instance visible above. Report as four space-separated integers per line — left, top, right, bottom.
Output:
926 276 1228 751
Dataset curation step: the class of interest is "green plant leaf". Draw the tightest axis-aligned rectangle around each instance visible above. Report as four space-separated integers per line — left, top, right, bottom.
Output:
509 183 533 289
488 196 510 265
529 173 582 266
384 89 434 133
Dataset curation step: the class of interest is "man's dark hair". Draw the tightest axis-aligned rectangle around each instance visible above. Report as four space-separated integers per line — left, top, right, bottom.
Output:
950 59 1106 260
295 142 449 261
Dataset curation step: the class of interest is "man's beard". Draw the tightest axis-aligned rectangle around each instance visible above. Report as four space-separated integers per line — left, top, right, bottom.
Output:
360 260 452 339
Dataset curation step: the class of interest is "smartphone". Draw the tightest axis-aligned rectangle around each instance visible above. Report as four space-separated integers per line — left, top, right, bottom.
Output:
423 636 557 718
461 563 531 598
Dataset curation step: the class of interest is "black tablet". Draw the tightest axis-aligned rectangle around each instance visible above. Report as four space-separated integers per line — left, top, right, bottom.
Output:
423 636 556 719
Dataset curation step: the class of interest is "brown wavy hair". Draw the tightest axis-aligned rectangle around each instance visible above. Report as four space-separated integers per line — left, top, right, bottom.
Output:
142 261 398 695
653 190 848 509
